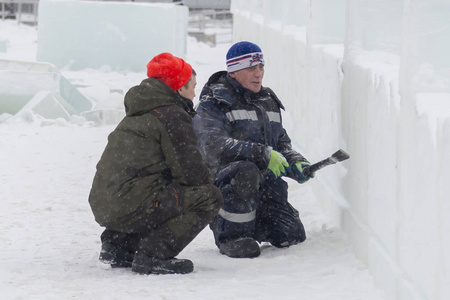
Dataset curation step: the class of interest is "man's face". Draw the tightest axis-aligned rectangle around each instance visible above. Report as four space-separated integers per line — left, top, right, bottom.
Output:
178 74 197 101
229 64 264 93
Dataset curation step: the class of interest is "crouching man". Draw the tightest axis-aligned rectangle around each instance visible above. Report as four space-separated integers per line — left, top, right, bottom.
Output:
89 53 223 275
193 42 313 258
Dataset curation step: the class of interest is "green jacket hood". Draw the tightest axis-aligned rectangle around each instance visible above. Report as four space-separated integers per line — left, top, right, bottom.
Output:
124 77 195 117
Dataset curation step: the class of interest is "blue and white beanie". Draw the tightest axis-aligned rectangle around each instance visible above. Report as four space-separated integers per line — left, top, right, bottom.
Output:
226 41 265 73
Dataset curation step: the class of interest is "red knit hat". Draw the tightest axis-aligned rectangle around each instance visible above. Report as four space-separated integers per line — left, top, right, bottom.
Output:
146 53 193 91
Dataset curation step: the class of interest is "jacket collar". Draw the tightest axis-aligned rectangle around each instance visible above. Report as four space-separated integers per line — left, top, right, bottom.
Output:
226 74 269 105
178 95 196 117
201 71 284 110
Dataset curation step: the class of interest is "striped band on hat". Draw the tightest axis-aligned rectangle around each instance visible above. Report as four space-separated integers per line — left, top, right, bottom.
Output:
226 52 265 73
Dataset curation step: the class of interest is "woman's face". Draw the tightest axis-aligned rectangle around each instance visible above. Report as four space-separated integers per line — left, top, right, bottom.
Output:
178 74 197 101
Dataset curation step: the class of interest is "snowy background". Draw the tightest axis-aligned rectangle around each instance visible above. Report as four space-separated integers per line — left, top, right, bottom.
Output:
0 11 386 300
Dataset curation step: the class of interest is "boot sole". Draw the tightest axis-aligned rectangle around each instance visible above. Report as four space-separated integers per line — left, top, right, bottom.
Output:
132 253 194 275
219 237 261 258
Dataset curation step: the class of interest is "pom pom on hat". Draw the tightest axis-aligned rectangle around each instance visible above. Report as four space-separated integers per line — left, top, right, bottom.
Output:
226 41 264 73
147 53 193 91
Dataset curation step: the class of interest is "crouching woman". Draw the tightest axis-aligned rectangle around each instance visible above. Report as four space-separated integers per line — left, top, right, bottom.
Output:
88 53 223 275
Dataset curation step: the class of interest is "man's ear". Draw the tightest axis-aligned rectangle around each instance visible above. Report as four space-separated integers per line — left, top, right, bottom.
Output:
229 72 236 79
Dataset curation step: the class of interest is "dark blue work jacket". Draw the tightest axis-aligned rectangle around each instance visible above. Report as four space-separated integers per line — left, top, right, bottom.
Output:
193 71 305 174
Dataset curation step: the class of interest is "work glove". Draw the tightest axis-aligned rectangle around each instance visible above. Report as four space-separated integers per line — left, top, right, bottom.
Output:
267 150 290 178
292 161 314 184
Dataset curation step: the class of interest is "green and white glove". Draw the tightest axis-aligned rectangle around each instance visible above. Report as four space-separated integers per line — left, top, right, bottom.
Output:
267 150 290 178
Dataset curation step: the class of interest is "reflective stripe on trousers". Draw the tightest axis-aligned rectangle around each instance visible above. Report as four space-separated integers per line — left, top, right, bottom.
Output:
218 208 256 223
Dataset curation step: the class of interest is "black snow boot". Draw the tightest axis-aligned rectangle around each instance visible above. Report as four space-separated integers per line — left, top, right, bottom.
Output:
99 241 134 268
219 237 260 258
131 252 194 275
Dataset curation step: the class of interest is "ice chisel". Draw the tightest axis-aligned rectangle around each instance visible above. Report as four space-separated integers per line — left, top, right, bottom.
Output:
303 149 350 177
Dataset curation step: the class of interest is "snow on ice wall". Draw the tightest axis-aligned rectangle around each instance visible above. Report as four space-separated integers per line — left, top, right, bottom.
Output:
37 0 188 71
231 1 450 300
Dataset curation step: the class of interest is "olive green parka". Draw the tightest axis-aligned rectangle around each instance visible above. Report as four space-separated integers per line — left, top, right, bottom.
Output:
88 78 214 230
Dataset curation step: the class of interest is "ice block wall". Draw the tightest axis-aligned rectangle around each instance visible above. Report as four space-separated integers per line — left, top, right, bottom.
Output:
231 1 450 300
37 0 188 71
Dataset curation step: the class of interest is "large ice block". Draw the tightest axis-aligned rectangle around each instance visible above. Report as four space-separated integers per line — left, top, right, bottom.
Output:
13 91 73 122
402 0 450 93
345 0 403 55
307 0 346 44
0 59 92 117
37 0 189 71
0 39 6 53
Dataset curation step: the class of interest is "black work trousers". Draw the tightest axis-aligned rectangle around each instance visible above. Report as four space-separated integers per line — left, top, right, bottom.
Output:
211 161 306 248
101 183 223 259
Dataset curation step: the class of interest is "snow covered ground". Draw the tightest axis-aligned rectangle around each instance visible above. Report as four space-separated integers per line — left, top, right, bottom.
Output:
0 20 386 299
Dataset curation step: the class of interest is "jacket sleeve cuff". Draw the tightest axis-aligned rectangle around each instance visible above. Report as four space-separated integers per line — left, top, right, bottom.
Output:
261 146 273 170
